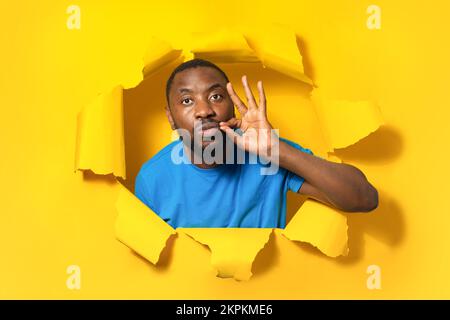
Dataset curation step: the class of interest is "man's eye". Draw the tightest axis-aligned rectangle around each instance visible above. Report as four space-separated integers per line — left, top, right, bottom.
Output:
181 98 193 105
210 94 223 101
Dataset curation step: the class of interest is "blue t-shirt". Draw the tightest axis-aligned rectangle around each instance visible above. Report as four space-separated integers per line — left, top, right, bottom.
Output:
135 137 313 228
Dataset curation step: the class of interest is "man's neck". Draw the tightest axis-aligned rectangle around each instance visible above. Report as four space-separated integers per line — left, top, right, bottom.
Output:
183 143 225 169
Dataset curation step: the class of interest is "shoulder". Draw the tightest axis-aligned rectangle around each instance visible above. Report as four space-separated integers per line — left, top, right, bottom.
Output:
135 140 181 186
279 136 314 155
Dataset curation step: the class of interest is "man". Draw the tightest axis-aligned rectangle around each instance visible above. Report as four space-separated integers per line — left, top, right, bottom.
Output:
135 59 378 228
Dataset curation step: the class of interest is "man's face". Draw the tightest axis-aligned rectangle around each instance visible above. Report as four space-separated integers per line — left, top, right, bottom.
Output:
166 66 235 149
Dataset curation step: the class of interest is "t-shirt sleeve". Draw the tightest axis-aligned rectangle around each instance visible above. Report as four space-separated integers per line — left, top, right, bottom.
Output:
279 137 314 193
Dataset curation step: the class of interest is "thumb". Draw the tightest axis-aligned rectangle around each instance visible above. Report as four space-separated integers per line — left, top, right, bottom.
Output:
219 117 241 129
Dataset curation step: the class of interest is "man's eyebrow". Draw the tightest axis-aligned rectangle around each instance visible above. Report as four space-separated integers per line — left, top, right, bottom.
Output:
178 87 192 93
207 83 224 91
177 83 224 94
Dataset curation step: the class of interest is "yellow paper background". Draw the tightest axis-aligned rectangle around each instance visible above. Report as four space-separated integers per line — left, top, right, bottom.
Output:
1 0 450 298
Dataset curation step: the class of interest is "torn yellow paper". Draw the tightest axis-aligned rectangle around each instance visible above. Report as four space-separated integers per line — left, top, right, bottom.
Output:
75 85 126 178
189 28 259 63
326 153 343 163
282 199 349 258
142 36 183 77
115 182 176 264
180 228 273 281
311 88 384 151
243 23 312 85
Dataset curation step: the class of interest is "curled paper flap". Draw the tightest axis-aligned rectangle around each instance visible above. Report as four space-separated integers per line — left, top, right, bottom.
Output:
282 199 349 258
143 36 183 77
243 24 313 85
311 88 384 151
115 182 176 264
75 85 126 178
180 228 273 281
189 28 259 63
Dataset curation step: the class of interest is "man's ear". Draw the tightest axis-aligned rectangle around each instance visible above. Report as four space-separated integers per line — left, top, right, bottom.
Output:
165 106 176 130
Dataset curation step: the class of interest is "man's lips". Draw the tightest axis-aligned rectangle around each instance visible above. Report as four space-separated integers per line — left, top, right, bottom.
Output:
201 122 219 130
195 121 220 137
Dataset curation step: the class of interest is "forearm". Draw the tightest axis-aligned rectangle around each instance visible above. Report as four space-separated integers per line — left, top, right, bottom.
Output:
277 141 378 212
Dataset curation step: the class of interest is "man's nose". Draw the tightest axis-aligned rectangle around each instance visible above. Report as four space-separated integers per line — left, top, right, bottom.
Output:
194 99 216 119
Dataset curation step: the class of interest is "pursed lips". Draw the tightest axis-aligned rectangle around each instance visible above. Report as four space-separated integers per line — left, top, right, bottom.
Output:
195 121 220 137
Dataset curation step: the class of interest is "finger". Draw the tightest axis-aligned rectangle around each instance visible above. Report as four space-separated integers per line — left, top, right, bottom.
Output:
219 117 241 129
226 82 247 116
257 80 267 115
242 75 257 109
242 128 256 151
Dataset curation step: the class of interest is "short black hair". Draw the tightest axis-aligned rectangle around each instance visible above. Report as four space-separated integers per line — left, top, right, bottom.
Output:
165 58 229 106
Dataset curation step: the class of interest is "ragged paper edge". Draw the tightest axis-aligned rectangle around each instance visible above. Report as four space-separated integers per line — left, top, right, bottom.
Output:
115 181 176 264
189 27 260 64
75 85 126 179
179 228 273 281
311 88 384 152
142 36 184 77
185 24 312 83
241 23 313 85
282 199 349 258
